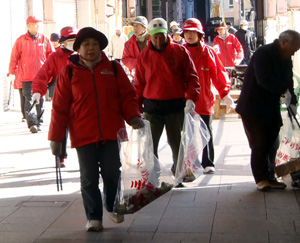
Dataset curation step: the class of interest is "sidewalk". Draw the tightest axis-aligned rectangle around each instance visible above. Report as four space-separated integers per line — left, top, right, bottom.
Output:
0 102 300 243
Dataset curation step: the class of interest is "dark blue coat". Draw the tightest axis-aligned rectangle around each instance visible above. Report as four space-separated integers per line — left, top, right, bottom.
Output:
236 39 297 126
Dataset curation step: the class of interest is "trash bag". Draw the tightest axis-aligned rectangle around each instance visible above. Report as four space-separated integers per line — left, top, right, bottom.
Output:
275 113 300 183
175 113 210 184
114 120 174 215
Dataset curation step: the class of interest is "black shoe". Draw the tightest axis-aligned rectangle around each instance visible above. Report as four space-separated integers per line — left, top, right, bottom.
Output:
175 183 185 188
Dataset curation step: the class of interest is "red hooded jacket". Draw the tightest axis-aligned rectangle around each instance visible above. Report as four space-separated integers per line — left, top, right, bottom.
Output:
8 32 54 89
32 47 73 96
213 33 244 67
184 41 231 115
48 53 141 148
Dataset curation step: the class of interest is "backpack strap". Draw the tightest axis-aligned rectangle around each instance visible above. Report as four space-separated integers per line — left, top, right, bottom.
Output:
68 66 73 81
112 60 118 77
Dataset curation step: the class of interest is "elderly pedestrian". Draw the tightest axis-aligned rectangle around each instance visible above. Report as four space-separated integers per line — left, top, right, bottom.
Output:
122 16 150 79
48 27 144 231
108 26 128 62
134 18 200 183
7 16 54 132
182 18 234 175
236 30 300 191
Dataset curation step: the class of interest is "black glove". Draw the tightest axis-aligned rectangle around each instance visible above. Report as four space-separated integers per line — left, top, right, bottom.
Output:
50 141 62 156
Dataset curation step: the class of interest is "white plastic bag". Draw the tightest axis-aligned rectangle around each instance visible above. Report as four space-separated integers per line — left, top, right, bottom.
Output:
114 120 174 214
275 114 300 182
175 113 210 184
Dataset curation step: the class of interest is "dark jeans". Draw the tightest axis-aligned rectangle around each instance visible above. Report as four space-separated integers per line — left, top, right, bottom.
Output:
76 141 121 221
18 89 25 119
241 117 281 183
22 81 44 128
200 114 214 168
143 111 184 175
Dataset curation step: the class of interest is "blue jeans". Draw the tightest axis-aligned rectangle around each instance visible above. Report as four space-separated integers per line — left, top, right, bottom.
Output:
76 141 121 221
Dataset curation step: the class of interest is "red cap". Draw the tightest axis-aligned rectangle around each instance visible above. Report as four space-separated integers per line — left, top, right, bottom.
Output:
27 16 42 25
59 26 78 43
182 18 204 34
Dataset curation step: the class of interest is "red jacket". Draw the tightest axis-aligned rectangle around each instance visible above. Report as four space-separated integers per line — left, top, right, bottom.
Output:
32 47 73 96
48 53 141 148
122 35 149 77
213 33 244 67
134 38 200 109
8 32 54 89
184 41 231 115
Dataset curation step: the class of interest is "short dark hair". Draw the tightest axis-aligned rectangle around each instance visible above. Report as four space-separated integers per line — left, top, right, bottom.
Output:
279 30 300 46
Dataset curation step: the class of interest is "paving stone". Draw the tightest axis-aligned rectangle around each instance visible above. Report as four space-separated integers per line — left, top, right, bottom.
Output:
211 232 269 243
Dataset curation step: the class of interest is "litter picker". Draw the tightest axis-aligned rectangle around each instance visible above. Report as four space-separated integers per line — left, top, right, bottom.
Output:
55 154 63 191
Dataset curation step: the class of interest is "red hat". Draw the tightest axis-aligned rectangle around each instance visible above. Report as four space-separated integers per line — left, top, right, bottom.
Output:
59 26 78 43
26 16 42 25
182 18 204 34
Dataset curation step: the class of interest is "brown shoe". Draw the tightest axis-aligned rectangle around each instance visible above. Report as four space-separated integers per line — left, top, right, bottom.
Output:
257 180 271 191
269 180 286 189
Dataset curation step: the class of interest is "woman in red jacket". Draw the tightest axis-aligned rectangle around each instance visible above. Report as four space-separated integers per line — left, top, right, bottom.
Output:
48 27 144 231
213 22 244 67
182 18 234 174
32 26 77 167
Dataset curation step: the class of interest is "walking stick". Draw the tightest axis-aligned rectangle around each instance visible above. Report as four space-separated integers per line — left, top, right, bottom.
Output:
55 155 63 191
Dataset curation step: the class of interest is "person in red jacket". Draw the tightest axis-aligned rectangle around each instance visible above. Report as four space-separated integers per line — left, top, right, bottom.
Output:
48 27 144 231
213 22 244 67
32 26 77 167
134 18 200 182
122 16 150 80
182 18 234 174
7 16 55 133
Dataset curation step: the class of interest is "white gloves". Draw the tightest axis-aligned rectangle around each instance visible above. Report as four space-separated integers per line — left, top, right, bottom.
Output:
8 74 15 84
281 89 292 107
223 94 234 113
32 93 41 105
184 99 195 114
50 141 62 156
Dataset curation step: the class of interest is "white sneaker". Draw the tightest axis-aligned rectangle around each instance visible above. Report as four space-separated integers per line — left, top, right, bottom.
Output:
203 166 215 174
109 212 124 224
86 220 103 231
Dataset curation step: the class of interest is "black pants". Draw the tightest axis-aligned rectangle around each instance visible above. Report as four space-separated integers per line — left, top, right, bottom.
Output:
18 89 25 119
200 114 214 168
22 81 44 128
76 141 121 220
143 111 184 175
241 117 281 183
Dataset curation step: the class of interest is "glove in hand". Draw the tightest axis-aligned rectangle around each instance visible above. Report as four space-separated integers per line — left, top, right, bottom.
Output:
223 94 234 113
281 90 292 107
129 117 144 129
184 99 195 114
32 93 41 105
50 141 62 156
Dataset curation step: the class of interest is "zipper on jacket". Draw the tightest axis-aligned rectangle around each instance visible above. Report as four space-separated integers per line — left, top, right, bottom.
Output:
34 39 38 74
92 71 103 140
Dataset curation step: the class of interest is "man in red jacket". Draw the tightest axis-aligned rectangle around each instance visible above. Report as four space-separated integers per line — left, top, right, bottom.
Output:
213 22 244 67
122 16 149 80
8 16 54 133
48 27 144 231
32 26 77 167
182 18 234 175
134 18 200 181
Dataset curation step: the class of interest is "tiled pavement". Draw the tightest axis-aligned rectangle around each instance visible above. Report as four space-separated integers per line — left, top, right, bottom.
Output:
0 102 299 243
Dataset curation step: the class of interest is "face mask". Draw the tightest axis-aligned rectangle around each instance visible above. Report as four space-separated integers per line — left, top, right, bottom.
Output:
65 40 75 51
